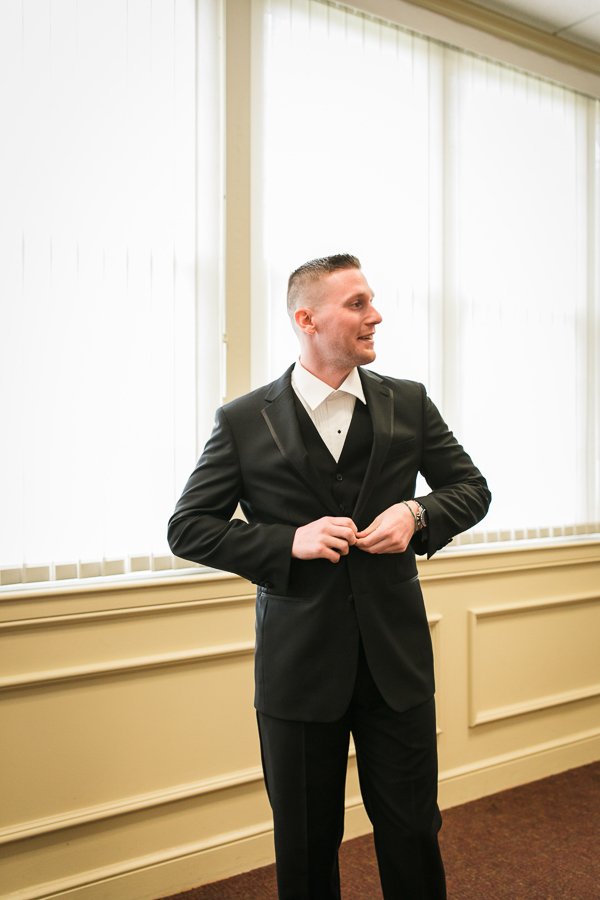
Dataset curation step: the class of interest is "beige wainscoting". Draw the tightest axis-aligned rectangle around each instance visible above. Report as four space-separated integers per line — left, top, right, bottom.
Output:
1 541 599 900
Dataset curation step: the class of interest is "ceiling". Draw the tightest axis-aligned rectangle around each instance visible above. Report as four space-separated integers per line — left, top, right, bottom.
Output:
470 0 600 52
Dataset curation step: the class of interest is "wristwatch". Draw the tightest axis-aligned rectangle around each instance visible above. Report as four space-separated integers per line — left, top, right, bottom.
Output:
413 502 428 532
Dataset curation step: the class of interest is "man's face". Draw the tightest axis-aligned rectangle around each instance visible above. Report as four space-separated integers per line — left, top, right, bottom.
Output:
304 267 383 372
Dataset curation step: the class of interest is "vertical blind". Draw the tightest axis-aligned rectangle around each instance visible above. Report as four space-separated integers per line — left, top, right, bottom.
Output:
0 0 223 584
251 0 600 543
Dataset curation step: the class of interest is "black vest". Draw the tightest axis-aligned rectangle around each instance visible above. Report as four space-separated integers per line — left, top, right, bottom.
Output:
293 393 373 516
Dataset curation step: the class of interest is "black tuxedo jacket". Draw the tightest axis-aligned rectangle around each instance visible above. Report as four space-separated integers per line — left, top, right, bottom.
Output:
168 365 491 721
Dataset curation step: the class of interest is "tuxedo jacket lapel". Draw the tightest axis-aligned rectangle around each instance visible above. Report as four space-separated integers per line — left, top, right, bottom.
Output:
261 368 339 515
353 369 394 524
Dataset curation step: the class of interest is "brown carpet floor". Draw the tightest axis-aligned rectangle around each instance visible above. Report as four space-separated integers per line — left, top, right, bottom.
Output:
164 761 600 899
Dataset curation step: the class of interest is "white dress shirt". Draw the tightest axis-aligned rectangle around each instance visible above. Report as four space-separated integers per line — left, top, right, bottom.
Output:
291 362 366 463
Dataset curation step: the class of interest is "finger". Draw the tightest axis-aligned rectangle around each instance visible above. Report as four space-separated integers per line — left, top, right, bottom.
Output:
357 537 390 554
358 530 398 552
358 532 410 554
328 536 351 556
331 525 357 545
355 521 378 539
356 538 383 553
322 547 341 563
355 525 383 548
322 521 353 537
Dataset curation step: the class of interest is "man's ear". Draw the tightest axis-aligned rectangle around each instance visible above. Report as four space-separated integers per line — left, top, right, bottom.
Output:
294 307 316 334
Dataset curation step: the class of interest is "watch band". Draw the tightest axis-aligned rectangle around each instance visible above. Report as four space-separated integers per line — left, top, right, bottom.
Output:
413 501 427 531
401 500 428 532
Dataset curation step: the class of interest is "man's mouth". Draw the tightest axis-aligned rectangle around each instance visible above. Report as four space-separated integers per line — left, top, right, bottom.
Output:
359 333 375 342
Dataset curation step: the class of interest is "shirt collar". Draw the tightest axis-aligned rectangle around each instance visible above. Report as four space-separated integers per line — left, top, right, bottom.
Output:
291 361 366 411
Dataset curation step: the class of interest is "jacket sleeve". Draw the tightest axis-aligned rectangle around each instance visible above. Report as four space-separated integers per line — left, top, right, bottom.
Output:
167 407 295 591
411 385 491 558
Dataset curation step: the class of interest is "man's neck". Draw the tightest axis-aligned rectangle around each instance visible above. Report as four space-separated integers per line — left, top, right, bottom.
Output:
297 358 352 390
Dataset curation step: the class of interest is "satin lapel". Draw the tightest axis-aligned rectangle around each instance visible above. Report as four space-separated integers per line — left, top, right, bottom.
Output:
261 372 339 515
353 368 394 523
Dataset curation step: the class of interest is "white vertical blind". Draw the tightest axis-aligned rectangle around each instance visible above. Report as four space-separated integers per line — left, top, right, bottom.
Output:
444 55 592 538
252 0 600 542
0 0 223 582
250 3 443 393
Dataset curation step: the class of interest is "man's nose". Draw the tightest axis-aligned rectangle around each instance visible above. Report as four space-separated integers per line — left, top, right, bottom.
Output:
369 305 383 325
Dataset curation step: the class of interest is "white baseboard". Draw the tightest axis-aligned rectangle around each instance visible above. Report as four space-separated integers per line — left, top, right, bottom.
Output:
439 727 600 809
14 804 373 900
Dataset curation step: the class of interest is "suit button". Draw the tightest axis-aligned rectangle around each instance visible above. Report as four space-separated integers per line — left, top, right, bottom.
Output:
336 473 343 481
339 504 346 513
348 594 354 606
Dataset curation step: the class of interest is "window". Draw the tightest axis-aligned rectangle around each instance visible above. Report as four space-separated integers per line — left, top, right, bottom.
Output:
251 0 600 543
0 0 223 584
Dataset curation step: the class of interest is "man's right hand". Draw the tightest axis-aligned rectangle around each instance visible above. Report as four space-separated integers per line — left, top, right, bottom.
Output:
291 517 358 563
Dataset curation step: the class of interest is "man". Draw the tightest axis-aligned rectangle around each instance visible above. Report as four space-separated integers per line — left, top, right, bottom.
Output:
168 254 491 899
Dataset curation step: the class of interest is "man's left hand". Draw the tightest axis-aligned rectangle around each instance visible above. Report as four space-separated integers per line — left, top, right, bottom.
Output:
355 502 416 554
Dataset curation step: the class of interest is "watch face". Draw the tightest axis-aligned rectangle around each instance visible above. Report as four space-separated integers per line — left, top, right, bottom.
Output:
415 505 427 530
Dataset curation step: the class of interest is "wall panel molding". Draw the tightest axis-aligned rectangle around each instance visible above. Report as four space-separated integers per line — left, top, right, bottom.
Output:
0 821 275 900
0 593 255 634
439 726 600 813
469 589 600 619
470 684 600 726
0 642 255 693
0 748 360 847
0 791 366 900
440 725 600 785
0 568 242 602
419 541 600 583
468 591 600 727
0 766 264 847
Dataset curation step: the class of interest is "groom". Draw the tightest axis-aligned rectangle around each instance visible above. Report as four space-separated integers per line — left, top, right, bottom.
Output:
168 254 491 898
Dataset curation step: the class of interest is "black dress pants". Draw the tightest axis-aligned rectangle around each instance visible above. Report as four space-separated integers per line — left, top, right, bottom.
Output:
257 644 446 900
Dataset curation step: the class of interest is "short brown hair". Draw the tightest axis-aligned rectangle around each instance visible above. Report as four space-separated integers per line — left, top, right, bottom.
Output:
287 254 361 316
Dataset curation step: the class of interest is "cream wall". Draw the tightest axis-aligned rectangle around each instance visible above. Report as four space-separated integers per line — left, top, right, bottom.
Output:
1 540 599 899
